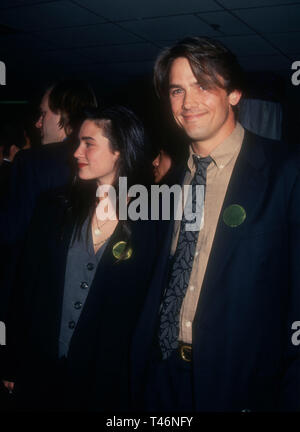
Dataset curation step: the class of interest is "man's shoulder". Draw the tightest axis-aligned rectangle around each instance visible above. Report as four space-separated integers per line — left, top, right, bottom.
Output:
12 140 74 185
34 185 71 220
14 139 71 163
243 129 300 175
243 128 283 153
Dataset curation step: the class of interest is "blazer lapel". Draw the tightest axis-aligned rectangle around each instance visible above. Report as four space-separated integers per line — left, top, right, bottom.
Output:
194 131 270 327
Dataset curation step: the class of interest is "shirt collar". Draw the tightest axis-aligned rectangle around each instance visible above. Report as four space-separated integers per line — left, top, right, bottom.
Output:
187 122 244 173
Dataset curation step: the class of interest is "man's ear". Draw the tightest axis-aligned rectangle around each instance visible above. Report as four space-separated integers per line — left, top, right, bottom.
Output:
58 112 70 137
64 123 73 137
229 90 242 107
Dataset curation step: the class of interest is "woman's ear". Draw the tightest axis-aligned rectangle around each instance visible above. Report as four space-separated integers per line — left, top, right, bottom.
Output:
113 150 120 161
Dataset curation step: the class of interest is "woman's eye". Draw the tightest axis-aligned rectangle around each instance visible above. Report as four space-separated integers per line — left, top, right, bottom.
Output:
170 88 183 97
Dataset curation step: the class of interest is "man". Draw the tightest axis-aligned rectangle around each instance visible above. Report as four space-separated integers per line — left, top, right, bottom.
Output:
35 80 97 145
0 120 31 199
35 88 67 145
0 80 97 244
0 80 97 319
131 37 300 412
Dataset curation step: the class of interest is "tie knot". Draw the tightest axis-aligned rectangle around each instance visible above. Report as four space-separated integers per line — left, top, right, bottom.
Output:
192 155 213 173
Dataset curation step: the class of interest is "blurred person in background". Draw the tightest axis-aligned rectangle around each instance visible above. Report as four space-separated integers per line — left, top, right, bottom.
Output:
152 139 188 185
0 120 31 199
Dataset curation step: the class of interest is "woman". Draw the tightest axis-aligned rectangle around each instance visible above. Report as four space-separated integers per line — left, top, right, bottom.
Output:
151 140 189 185
2 106 158 411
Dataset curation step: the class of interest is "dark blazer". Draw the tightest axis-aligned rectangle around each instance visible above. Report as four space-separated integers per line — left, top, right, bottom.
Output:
0 160 12 309
131 129 300 412
4 189 159 411
0 140 74 322
0 139 74 244
0 160 12 199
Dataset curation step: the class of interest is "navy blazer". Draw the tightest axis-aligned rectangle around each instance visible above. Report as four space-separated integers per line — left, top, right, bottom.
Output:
131 130 300 412
0 140 74 245
0 140 74 323
4 189 160 411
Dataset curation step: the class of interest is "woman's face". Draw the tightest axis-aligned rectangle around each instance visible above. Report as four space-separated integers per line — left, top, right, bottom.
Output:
74 120 120 185
152 150 172 183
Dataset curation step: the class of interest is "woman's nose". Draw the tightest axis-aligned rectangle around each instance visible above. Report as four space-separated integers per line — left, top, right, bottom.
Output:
152 155 160 167
74 144 83 159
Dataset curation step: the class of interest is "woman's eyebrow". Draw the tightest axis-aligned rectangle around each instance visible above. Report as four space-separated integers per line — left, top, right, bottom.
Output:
81 136 96 140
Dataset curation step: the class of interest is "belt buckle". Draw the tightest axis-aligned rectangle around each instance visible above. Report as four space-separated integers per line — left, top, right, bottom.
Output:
180 344 192 362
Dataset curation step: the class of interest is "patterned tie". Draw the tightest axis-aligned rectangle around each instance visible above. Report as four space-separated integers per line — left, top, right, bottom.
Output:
158 155 213 359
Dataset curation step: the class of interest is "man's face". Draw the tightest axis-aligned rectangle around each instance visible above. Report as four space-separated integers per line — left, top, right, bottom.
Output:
168 57 241 147
35 90 66 145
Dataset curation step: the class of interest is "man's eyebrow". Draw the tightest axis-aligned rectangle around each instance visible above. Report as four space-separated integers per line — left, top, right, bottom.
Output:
168 84 183 89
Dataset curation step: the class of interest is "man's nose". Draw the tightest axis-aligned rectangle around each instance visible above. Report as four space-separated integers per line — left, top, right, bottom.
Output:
183 90 197 110
35 115 42 129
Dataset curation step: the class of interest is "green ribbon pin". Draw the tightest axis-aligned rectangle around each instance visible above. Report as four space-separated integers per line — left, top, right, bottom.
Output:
112 241 132 260
223 204 246 228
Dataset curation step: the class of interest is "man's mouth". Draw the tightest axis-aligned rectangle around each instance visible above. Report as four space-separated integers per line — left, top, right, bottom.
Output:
78 162 88 168
182 112 208 121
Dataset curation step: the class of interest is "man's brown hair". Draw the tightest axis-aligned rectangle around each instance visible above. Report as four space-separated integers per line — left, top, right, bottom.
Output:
154 36 245 100
48 80 98 136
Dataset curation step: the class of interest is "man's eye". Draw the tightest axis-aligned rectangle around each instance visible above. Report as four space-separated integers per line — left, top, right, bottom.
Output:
198 84 208 92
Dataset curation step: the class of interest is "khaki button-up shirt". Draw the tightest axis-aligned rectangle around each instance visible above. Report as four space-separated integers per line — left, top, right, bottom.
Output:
170 122 245 344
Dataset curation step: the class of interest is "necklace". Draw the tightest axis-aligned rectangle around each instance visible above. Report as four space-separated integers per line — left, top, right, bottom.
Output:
93 235 110 247
94 215 109 236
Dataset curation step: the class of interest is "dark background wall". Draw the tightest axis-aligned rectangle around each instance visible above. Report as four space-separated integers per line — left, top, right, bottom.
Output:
1 0 300 146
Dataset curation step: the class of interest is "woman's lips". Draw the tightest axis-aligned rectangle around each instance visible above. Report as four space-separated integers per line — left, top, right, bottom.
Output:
78 163 88 168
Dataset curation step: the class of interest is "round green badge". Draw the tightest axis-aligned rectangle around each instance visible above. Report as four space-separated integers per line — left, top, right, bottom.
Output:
223 204 246 228
112 241 132 260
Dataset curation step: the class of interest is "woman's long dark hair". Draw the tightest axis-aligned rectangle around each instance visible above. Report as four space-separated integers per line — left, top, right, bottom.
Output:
65 105 152 254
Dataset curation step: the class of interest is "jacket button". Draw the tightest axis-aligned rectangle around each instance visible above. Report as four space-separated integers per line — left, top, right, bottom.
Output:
87 263 94 271
74 301 82 310
80 281 88 289
68 320 75 329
